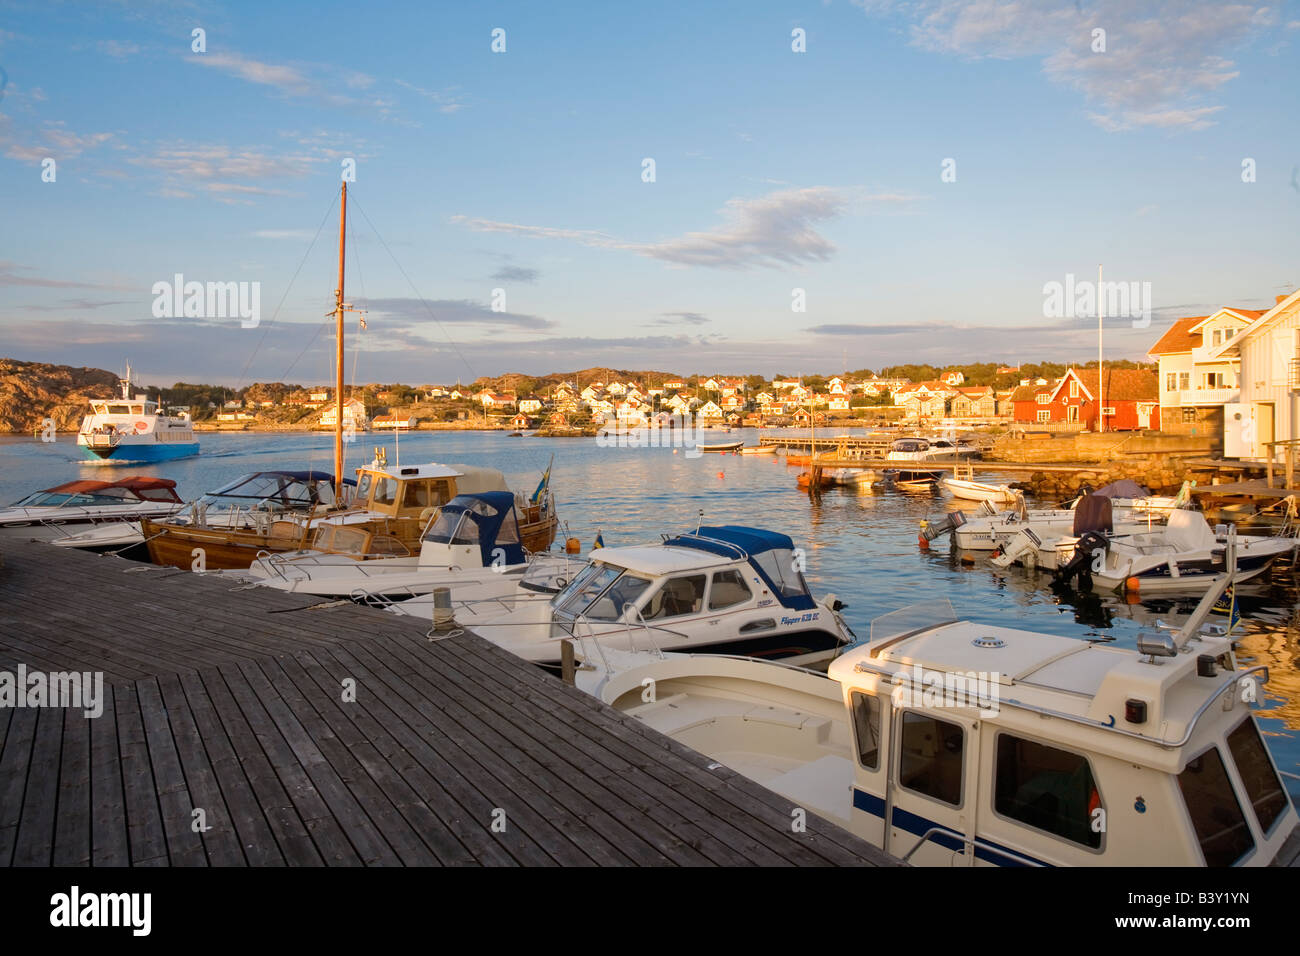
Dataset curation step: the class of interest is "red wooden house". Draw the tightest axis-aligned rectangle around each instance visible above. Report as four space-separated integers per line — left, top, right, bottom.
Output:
1015 368 1158 430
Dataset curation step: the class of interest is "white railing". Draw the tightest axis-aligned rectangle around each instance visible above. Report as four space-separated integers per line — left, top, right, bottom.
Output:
1174 388 1239 405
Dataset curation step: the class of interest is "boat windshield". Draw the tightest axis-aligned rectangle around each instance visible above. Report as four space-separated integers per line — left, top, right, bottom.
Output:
892 439 929 452
751 549 813 602
202 473 337 511
551 563 637 620
12 489 135 507
869 600 957 645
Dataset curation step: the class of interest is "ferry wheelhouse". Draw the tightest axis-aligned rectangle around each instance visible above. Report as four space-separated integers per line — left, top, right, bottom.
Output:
77 365 198 463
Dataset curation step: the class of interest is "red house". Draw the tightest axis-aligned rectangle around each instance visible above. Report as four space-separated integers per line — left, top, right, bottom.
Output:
1015 368 1158 431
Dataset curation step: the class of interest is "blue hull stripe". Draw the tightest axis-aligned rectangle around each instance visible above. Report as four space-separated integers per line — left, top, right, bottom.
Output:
852 788 1051 867
81 443 200 464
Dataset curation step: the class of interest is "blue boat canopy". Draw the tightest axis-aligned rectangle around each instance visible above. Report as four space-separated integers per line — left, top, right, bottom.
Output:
665 526 815 611
422 491 526 567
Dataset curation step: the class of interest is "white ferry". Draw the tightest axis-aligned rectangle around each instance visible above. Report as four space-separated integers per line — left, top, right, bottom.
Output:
77 365 199 464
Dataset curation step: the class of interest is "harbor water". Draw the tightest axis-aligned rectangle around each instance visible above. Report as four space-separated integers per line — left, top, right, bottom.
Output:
2 428 1297 790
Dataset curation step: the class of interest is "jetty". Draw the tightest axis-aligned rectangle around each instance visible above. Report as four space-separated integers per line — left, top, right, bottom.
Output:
0 540 897 867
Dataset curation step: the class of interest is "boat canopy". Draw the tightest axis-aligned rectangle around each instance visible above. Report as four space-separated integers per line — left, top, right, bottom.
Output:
203 471 353 508
34 476 182 503
891 438 930 452
421 491 525 566
1094 479 1150 499
664 526 816 611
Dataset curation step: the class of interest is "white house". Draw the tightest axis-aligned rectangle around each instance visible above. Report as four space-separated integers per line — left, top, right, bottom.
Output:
518 398 543 414
697 400 724 421
319 398 368 430
1214 291 1300 459
1147 306 1265 436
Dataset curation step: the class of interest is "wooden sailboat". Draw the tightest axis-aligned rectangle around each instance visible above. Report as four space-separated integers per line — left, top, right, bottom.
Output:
142 184 559 570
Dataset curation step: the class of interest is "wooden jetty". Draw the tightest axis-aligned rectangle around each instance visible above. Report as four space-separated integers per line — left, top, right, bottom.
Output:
0 539 898 867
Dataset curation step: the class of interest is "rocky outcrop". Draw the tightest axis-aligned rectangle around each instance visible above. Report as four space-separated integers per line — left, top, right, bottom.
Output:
0 359 121 433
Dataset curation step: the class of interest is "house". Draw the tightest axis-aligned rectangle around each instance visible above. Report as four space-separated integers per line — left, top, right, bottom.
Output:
309 390 330 403
607 382 628 397
941 371 965 386
580 385 603 404
1147 307 1266 436
372 413 419 429
1016 368 1159 430
319 398 368 430
721 394 744 411
754 391 774 406
894 381 956 421
547 411 568 427
479 392 516 409
510 413 534 430
1213 291 1300 459
792 409 828 426
950 386 997 419
771 379 801 391
518 398 543 414
697 401 724 422
663 380 686 389
1010 381 1059 425
788 384 811 401
828 396 851 412
828 377 849 396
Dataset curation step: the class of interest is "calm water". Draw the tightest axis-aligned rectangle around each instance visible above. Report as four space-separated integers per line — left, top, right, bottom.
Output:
3 428 1298 789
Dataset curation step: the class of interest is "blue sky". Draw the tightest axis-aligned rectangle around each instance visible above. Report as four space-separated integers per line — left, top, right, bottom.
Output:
1 0 1298 388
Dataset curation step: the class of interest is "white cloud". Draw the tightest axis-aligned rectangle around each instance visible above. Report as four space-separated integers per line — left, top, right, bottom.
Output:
857 1 1276 131
453 187 869 270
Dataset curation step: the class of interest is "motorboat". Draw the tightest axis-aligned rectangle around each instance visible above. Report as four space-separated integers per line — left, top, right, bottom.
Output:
573 546 1299 866
77 364 199 463
988 494 1168 572
942 462 1017 504
1054 509 1298 594
886 437 980 464
0 477 184 543
948 490 1170 554
699 440 744 453
225 491 547 601
139 457 558 571
738 445 777 455
389 525 858 669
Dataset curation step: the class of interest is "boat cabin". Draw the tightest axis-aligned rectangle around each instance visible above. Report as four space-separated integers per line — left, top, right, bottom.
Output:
827 604 1297 866
351 461 509 520
418 492 527 568
547 526 852 660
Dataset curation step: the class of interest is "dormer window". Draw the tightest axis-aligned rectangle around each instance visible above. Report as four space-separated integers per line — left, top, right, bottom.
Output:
1069 380 1079 399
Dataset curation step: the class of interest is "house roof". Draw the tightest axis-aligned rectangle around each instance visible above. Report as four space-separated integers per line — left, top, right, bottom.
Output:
1009 382 1053 402
1148 308 1266 355
1056 368 1158 403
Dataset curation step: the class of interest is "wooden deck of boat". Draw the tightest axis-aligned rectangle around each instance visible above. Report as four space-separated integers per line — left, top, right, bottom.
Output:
0 539 899 868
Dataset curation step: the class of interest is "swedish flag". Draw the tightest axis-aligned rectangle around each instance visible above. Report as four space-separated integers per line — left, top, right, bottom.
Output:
594 531 605 549
530 457 552 506
1212 586 1242 631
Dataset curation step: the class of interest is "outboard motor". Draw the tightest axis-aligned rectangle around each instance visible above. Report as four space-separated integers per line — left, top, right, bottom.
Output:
1054 529 1110 587
920 510 967 542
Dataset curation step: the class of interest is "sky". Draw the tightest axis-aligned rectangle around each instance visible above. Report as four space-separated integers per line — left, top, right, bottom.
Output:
1 0 1298 389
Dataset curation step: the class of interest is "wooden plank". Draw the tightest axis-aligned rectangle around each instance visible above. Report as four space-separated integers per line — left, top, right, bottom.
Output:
12 705 63 866
87 684 130 866
52 705 92 866
114 683 170 865
0 707 38 867
135 678 208 866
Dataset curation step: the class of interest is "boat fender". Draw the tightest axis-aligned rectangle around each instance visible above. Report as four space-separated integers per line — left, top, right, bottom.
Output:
918 520 930 550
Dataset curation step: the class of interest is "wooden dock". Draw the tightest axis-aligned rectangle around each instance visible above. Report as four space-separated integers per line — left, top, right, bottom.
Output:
0 539 898 867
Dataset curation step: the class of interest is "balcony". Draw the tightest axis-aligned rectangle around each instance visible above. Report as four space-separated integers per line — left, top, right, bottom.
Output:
1174 388 1239 406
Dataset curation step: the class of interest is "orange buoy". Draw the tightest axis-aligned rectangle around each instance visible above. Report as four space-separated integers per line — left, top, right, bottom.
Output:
565 537 581 554
717 471 725 479
1125 576 1141 595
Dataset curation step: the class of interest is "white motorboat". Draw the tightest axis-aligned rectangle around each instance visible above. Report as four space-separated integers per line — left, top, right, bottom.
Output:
223 491 546 601
1054 509 1298 594
0 476 185 544
942 477 1018 504
574 545 1300 866
948 491 1168 553
390 525 858 669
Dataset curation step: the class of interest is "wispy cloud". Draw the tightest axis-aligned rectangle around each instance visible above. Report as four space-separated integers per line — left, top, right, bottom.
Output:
454 187 866 270
355 297 554 330
490 265 540 284
252 229 317 240
857 0 1276 131
394 79 467 113
98 39 141 59
0 262 123 291
655 312 709 326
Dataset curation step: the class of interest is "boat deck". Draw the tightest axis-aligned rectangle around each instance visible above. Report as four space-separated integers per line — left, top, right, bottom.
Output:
0 539 898 867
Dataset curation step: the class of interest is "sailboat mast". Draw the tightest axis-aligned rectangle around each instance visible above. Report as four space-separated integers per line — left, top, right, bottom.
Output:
334 182 348 497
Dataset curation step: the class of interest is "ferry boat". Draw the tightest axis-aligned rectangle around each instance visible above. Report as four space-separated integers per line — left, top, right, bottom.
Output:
574 541 1300 866
77 365 198 463
388 526 857 670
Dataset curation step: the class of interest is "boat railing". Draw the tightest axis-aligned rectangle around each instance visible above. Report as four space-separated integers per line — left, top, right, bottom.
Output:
900 826 1045 867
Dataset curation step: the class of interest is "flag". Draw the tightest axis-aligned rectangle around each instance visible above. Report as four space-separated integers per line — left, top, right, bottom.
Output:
1211 586 1242 631
594 531 605 549
358 315 367 329
530 457 552 505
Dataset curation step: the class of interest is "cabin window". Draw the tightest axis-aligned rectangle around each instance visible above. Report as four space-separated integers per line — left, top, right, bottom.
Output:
372 477 399 506
355 474 373 502
108 404 130 414
1226 719 1287 836
1177 747 1254 866
402 481 432 509
897 712 964 807
131 405 144 415
994 735 1101 849
708 570 751 610
643 575 707 619
850 693 881 770
585 574 653 621
555 565 622 617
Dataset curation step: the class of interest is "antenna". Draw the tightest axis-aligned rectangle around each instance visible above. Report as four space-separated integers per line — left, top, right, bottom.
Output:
696 509 704 533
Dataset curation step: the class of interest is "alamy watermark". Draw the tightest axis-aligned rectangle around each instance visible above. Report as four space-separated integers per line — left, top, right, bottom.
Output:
595 413 719 458
890 662 1000 717
151 273 261 328
1043 272 1152 329
0 664 104 718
